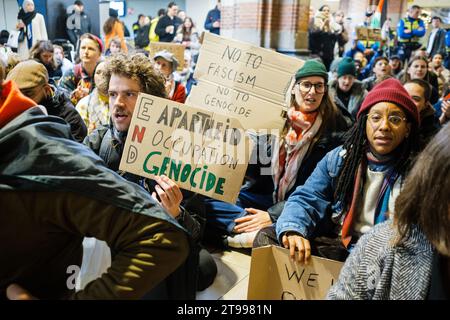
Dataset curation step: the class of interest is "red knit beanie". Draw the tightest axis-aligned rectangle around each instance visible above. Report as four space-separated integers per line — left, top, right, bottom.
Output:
357 78 420 125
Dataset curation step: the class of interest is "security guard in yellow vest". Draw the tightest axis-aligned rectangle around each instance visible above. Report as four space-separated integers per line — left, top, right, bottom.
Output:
397 5 425 62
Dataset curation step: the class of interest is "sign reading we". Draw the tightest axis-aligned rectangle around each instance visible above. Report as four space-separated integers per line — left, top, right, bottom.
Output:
119 93 252 204
247 246 343 300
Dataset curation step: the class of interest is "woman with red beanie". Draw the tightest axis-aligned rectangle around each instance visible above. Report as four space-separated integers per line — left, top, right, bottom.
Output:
256 78 422 264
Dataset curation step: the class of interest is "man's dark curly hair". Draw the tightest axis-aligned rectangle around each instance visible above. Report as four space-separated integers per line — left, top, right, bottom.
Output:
104 53 167 98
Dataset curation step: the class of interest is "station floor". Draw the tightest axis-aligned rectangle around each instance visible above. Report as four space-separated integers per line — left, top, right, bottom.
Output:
196 247 252 300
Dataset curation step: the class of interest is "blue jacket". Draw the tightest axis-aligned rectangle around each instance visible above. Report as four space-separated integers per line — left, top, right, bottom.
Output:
204 7 220 35
397 16 425 42
276 146 346 242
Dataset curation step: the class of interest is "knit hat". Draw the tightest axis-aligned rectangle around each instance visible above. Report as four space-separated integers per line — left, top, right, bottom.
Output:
295 59 328 82
337 57 356 78
154 50 178 71
6 60 48 90
90 34 104 53
22 0 34 11
357 78 420 125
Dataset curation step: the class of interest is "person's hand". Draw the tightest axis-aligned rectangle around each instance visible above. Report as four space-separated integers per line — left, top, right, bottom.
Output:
17 21 25 29
182 41 191 47
282 233 311 264
152 175 183 218
71 86 89 102
233 208 272 233
166 25 175 34
212 21 220 28
6 284 36 300
440 100 450 124
404 29 411 34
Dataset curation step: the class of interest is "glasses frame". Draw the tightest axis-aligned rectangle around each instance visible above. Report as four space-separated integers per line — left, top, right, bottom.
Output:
366 113 408 128
296 81 326 94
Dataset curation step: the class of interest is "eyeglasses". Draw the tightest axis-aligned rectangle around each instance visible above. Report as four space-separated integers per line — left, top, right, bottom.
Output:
367 113 407 127
296 81 326 94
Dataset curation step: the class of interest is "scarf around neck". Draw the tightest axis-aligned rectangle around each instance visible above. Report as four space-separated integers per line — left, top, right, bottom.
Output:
272 108 321 202
341 150 400 247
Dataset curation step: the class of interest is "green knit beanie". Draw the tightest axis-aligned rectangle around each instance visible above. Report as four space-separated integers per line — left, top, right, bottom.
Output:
295 60 328 82
337 57 356 78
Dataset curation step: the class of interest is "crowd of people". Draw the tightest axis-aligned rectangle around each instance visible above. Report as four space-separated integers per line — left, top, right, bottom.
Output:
0 0 449 300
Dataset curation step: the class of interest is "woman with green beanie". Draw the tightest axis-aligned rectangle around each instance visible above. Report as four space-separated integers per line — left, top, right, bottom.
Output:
218 59 350 248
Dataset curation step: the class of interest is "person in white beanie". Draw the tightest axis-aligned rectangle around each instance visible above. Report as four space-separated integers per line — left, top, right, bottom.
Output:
16 0 48 60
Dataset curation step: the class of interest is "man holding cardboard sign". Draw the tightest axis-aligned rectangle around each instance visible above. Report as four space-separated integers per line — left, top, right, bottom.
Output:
83 53 218 296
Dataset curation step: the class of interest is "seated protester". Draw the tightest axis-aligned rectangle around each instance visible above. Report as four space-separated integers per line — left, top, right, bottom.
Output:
53 44 73 81
204 60 351 248
404 79 440 147
6 60 87 142
83 53 217 296
433 85 450 125
398 56 440 105
328 123 450 300
328 57 343 83
105 37 122 56
75 61 109 134
389 55 402 76
59 33 103 105
254 78 421 264
429 53 450 97
29 40 61 83
328 57 367 119
153 50 186 103
352 51 368 81
174 50 197 96
362 56 391 92
0 64 189 300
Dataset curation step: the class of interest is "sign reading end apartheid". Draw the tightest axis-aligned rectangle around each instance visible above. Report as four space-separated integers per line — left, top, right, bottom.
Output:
149 42 185 71
247 245 343 300
119 93 252 204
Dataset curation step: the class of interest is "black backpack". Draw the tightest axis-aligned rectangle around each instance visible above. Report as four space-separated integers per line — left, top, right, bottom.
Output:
134 25 150 49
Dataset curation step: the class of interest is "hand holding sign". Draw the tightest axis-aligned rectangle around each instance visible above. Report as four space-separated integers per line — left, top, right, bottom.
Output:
282 233 311 264
152 175 183 218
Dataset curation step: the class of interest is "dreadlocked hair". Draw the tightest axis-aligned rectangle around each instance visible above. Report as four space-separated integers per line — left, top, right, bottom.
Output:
334 110 421 211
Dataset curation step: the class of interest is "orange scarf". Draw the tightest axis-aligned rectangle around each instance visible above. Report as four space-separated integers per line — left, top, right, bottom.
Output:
0 80 36 128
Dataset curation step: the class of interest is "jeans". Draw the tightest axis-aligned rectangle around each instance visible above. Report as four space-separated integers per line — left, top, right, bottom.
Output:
204 188 274 235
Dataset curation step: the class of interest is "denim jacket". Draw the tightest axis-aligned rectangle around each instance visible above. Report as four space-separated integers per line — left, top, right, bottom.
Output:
276 146 346 242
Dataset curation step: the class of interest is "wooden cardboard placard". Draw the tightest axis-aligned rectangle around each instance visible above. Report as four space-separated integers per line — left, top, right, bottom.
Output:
186 81 287 131
149 42 185 71
247 245 344 300
193 32 304 106
356 27 382 42
119 93 252 204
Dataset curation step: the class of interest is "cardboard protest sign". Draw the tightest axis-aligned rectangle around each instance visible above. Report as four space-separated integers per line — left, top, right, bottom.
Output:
186 82 287 131
356 27 382 42
247 245 343 300
193 32 304 106
119 93 252 204
149 42 185 71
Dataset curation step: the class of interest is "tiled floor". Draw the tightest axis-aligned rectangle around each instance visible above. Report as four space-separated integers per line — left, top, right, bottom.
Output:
196 248 252 300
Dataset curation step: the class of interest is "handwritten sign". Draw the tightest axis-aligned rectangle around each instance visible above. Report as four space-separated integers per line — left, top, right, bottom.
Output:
356 27 382 42
149 42 185 71
193 32 304 106
119 93 252 203
186 82 286 131
247 245 343 300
